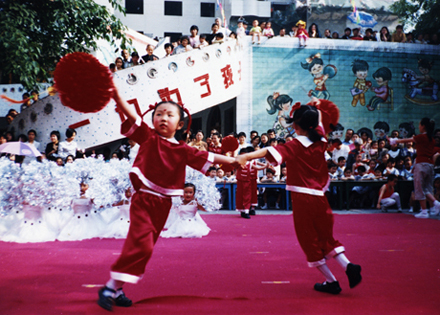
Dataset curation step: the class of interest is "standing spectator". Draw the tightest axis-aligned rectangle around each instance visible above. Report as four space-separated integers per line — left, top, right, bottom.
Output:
141 45 159 63
406 32 415 43
363 28 377 41
331 139 350 164
323 29 331 39
350 28 363 40
131 52 143 66
121 49 132 69
415 33 427 44
379 27 391 42
189 25 201 48
172 36 193 54
20 92 31 111
236 21 246 38
332 32 339 39
45 130 60 162
109 63 116 73
115 57 124 71
58 128 82 159
23 129 41 164
190 130 208 151
342 129 354 145
214 17 231 37
391 25 406 43
308 23 320 38
341 28 351 39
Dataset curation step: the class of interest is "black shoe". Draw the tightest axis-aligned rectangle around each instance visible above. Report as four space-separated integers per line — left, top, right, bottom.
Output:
97 287 115 311
314 281 342 294
249 209 256 215
114 289 132 307
240 212 251 219
346 263 362 288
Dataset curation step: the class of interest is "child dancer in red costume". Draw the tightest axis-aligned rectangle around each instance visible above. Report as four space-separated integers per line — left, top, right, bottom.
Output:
97 89 236 310
236 99 362 294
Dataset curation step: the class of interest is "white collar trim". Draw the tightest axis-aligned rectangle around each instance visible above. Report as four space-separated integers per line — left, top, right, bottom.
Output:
296 135 313 148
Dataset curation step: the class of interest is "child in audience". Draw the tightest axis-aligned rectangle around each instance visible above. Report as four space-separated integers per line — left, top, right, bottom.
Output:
236 100 362 295
279 164 287 183
400 158 413 180
262 21 275 38
161 183 210 238
250 20 262 44
199 34 209 48
236 21 246 38
224 170 236 182
260 168 281 210
376 174 402 212
383 158 400 178
164 43 174 57
98 87 235 311
337 157 346 178
296 20 309 47
207 166 218 180
328 163 338 180
341 168 355 180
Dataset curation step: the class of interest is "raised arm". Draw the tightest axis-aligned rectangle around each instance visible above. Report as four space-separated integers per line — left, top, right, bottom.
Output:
113 86 137 124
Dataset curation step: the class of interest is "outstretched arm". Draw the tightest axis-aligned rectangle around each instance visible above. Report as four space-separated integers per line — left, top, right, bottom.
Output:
113 86 137 124
212 154 236 166
236 148 269 167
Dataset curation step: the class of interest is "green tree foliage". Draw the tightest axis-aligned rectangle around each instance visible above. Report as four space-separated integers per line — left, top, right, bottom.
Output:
0 0 129 90
390 0 440 34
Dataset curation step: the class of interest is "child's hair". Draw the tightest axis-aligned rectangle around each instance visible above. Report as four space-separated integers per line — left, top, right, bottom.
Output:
328 163 337 170
238 131 246 138
352 59 369 74
164 43 173 50
152 101 185 122
267 128 275 134
266 168 275 175
208 166 217 172
344 168 352 174
200 34 207 40
373 67 392 81
215 33 224 39
66 128 76 138
387 174 397 182
338 156 346 163
357 165 366 173
190 25 199 32
28 129 37 136
109 63 116 70
333 138 342 145
180 35 190 43
387 157 396 165
184 182 196 192
286 105 321 142
131 51 139 58
301 56 324 73
269 138 278 145
50 130 60 140
420 117 435 140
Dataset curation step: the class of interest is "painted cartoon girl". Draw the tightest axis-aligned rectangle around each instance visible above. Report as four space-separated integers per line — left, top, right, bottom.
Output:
328 123 344 140
301 53 337 100
266 92 294 138
373 121 390 140
398 122 415 138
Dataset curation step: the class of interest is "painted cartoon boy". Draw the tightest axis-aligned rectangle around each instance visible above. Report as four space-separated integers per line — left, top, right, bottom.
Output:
351 59 371 107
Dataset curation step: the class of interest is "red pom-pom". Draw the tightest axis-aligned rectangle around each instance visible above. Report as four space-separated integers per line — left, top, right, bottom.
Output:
307 99 339 135
54 52 114 113
220 163 235 173
221 135 239 153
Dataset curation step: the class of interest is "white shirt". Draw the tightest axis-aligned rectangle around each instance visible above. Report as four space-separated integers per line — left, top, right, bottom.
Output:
58 140 78 159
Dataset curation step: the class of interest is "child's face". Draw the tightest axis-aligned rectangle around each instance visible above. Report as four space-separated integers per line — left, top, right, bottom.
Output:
147 46 154 55
344 170 352 177
375 170 382 177
225 171 232 177
191 28 198 36
338 159 346 167
282 167 287 176
253 20 258 27
355 154 362 162
267 172 274 179
389 178 398 187
153 103 184 138
387 161 395 168
66 156 74 163
270 140 278 147
182 39 189 46
369 160 376 168
183 186 195 202
405 160 412 169
239 135 246 144
372 142 378 149
217 169 224 178
165 46 172 54
56 158 63 166
356 70 368 79
238 22 243 28
80 183 89 194
330 166 337 174
209 170 217 178
266 22 271 28
212 25 219 33
200 37 206 43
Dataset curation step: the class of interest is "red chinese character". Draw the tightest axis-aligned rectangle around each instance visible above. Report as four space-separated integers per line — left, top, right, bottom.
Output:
221 64 234 89
157 87 183 104
194 74 212 98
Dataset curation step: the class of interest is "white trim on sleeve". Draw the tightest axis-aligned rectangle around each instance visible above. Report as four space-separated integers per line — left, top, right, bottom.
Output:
267 146 283 166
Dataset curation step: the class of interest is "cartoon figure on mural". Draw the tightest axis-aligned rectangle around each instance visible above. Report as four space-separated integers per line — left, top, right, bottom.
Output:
366 67 393 111
328 123 344 140
266 92 294 138
301 53 337 100
350 59 372 107
373 121 390 140
402 59 439 104
398 122 415 138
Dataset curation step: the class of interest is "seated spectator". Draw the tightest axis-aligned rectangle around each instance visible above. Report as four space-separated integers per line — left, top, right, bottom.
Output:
337 156 346 178
189 25 201 48
55 157 64 166
262 21 275 39
58 128 83 159
328 163 339 180
323 29 331 39
391 25 406 43
279 164 287 183
363 28 377 41
308 23 320 38
352 153 367 176
331 138 350 164
131 52 143 66
341 168 355 180
250 20 262 44
346 138 363 170
224 169 236 182
415 33 427 44
379 26 391 42
350 165 375 208
383 158 400 178
23 129 41 164
341 27 351 39
121 49 132 68
350 28 363 40
207 166 217 179
45 130 60 162
65 155 75 164
164 43 173 57
190 130 208 151
31 90 39 104
141 44 159 63
115 57 124 71
400 158 413 180
236 21 246 38
214 17 231 37
367 159 377 174
376 174 402 212
423 33 431 44
332 31 340 39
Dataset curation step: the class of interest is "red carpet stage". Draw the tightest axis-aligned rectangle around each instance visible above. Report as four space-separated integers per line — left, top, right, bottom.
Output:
1 213 439 315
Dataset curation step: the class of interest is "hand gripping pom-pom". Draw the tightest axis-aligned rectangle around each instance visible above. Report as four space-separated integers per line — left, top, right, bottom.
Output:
307 99 339 135
221 135 239 153
54 52 114 113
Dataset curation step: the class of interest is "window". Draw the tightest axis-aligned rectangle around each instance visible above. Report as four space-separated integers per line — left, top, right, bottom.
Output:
164 32 183 42
164 1 182 16
125 0 143 14
200 2 215 17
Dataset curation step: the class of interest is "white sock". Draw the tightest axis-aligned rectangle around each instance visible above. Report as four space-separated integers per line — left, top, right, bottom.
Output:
317 264 337 283
434 200 440 207
106 279 125 292
334 253 350 270
420 208 428 214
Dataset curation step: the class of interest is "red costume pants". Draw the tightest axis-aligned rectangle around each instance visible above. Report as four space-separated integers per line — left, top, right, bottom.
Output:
290 192 343 266
236 180 252 211
111 191 171 283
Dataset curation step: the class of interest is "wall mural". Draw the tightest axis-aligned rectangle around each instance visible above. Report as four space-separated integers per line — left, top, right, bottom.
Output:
252 45 440 139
